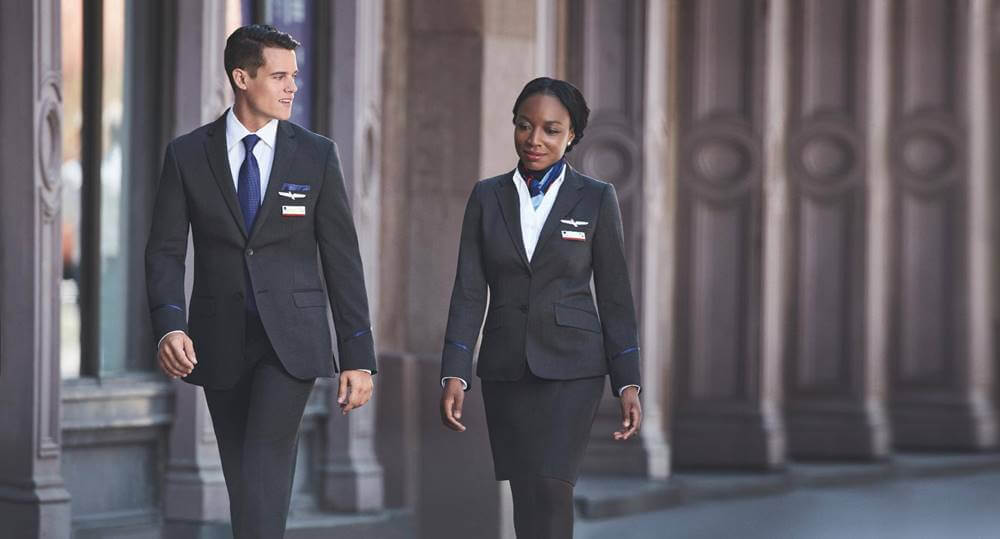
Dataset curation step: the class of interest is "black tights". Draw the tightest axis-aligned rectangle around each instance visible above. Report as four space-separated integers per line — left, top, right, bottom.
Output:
509 477 575 539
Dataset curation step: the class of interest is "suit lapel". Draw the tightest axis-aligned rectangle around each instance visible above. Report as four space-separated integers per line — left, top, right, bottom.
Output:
493 172 531 271
203 114 248 239
249 121 298 240
531 166 585 267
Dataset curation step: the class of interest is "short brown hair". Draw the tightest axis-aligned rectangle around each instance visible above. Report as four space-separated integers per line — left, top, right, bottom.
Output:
224 24 300 92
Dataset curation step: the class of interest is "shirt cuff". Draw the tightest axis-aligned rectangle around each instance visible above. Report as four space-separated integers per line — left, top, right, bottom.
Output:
441 376 469 390
157 330 186 349
618 384 641 397
354 369 372 374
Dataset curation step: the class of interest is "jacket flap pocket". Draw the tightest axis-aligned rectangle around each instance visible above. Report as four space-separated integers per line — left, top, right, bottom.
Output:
293 290 327 308
554 303 600 333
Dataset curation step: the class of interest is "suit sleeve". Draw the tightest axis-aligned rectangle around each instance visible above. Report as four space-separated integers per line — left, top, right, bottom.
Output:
145 142 190 343
440 182 488 389
315 142 377 373
591 183 641 394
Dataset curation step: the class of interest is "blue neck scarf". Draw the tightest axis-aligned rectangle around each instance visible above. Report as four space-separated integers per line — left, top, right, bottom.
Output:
518 158 566 209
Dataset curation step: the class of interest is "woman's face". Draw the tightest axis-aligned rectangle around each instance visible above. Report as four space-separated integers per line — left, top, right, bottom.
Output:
513 93 575 171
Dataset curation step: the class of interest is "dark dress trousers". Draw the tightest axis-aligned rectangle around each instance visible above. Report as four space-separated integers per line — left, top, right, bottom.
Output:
441 166 641 483
146 113 375 536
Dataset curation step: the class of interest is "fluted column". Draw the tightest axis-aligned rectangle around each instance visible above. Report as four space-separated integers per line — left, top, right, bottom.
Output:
320 0 385 512
671 0 786 469
887 0 997 450
162 0 232 524
783 0 891 459
563 0 669 479
0 0 73 536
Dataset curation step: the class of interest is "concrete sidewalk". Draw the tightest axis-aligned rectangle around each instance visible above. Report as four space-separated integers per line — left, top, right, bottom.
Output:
576 470 1000 539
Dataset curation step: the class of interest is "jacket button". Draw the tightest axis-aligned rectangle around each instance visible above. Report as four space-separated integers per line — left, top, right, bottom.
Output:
519 305 528 313
246 248 254 256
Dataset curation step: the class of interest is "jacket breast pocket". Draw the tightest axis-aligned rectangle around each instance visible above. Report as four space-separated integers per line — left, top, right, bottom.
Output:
292 289 327 308
554 303 601 333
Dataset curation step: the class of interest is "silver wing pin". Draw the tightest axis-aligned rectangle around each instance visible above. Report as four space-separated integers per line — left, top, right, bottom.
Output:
560 219 589 227
278 191 306 200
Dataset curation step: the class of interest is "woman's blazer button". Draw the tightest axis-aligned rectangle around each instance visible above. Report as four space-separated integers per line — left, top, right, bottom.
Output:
518 305 528 313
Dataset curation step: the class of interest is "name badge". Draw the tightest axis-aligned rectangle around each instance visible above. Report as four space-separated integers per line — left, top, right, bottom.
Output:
561 230 586 241
282 205 306 217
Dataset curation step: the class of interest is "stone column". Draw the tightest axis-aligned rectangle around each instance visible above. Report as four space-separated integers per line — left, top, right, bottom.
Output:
0 0 73 536
782 0 891 459
887 0 998 450
562 0 670 478
320 0 385 512
402 2 506 538
162 0 232 525
670 0 786 469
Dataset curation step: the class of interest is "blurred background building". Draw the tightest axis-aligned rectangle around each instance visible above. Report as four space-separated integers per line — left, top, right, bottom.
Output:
1 0 999 537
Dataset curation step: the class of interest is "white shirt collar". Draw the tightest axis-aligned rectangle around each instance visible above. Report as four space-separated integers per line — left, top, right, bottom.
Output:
226 107 279 152
511 164 567 198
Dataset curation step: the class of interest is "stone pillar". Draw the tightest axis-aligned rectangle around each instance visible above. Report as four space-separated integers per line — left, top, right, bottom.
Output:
670 0 786 469
562 0 669 478
783 0 891 459
0 0 73 536
401 1 506 537
887 0 998 450
162 0 232 526
320 0 385 512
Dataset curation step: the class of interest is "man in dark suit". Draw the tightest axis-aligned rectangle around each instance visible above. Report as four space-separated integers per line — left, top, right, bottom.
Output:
145 25 375 537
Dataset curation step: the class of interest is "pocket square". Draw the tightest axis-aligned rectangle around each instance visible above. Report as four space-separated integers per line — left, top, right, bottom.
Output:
281 182 312 192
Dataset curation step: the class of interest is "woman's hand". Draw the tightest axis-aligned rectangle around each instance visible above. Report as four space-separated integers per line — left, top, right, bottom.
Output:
613 386 641 440
440 378 467 432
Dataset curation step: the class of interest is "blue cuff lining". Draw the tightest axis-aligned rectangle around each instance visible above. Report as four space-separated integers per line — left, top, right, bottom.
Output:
344 328 372 341
152 304 184 313
611 346 639 360
446 340 471 354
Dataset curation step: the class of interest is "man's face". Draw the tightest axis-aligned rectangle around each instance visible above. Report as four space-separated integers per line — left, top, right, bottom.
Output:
235 47 298 122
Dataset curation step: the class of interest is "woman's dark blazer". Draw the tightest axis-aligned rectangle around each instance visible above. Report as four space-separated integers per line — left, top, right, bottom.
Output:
440 165 641 393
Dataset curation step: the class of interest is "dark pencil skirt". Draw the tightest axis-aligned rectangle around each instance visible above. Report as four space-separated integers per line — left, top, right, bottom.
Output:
481 367 605 485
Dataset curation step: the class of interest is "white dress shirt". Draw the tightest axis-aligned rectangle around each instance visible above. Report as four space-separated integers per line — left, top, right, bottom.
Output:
513 166 566 262
226 107 278 199
442 168 639 396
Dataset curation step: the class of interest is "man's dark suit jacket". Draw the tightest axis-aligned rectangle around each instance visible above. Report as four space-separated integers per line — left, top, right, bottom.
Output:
440 166 641 393
146 113 376 389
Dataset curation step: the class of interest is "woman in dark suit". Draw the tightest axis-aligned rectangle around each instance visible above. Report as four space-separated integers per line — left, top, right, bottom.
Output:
439 77 642 538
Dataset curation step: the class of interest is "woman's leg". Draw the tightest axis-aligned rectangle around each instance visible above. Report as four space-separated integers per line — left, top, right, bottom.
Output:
509 476 575 539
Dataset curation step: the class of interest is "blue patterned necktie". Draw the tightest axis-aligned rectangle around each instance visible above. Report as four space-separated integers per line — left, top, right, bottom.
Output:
238 134 261 313
237 134 261 231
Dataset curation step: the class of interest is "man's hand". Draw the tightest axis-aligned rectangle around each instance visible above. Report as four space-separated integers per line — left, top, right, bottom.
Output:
613 386 641 441
338 370 374 415
440 378 466 432
158 332 197 379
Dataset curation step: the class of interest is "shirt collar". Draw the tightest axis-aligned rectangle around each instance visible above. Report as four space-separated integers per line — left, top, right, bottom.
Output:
512 164 566 196
226 107 279 152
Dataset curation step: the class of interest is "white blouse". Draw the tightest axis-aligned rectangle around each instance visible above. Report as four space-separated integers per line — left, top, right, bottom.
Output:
511 166 567 261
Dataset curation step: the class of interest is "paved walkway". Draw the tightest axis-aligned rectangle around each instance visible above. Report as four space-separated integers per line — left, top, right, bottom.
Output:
576 471 1000 539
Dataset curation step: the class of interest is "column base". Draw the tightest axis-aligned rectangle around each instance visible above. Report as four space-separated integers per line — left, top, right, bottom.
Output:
163 466 230 522
322 461 385 512
672 407 786 469
786 399 891 459
0 482 71 538
891 392 999 450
